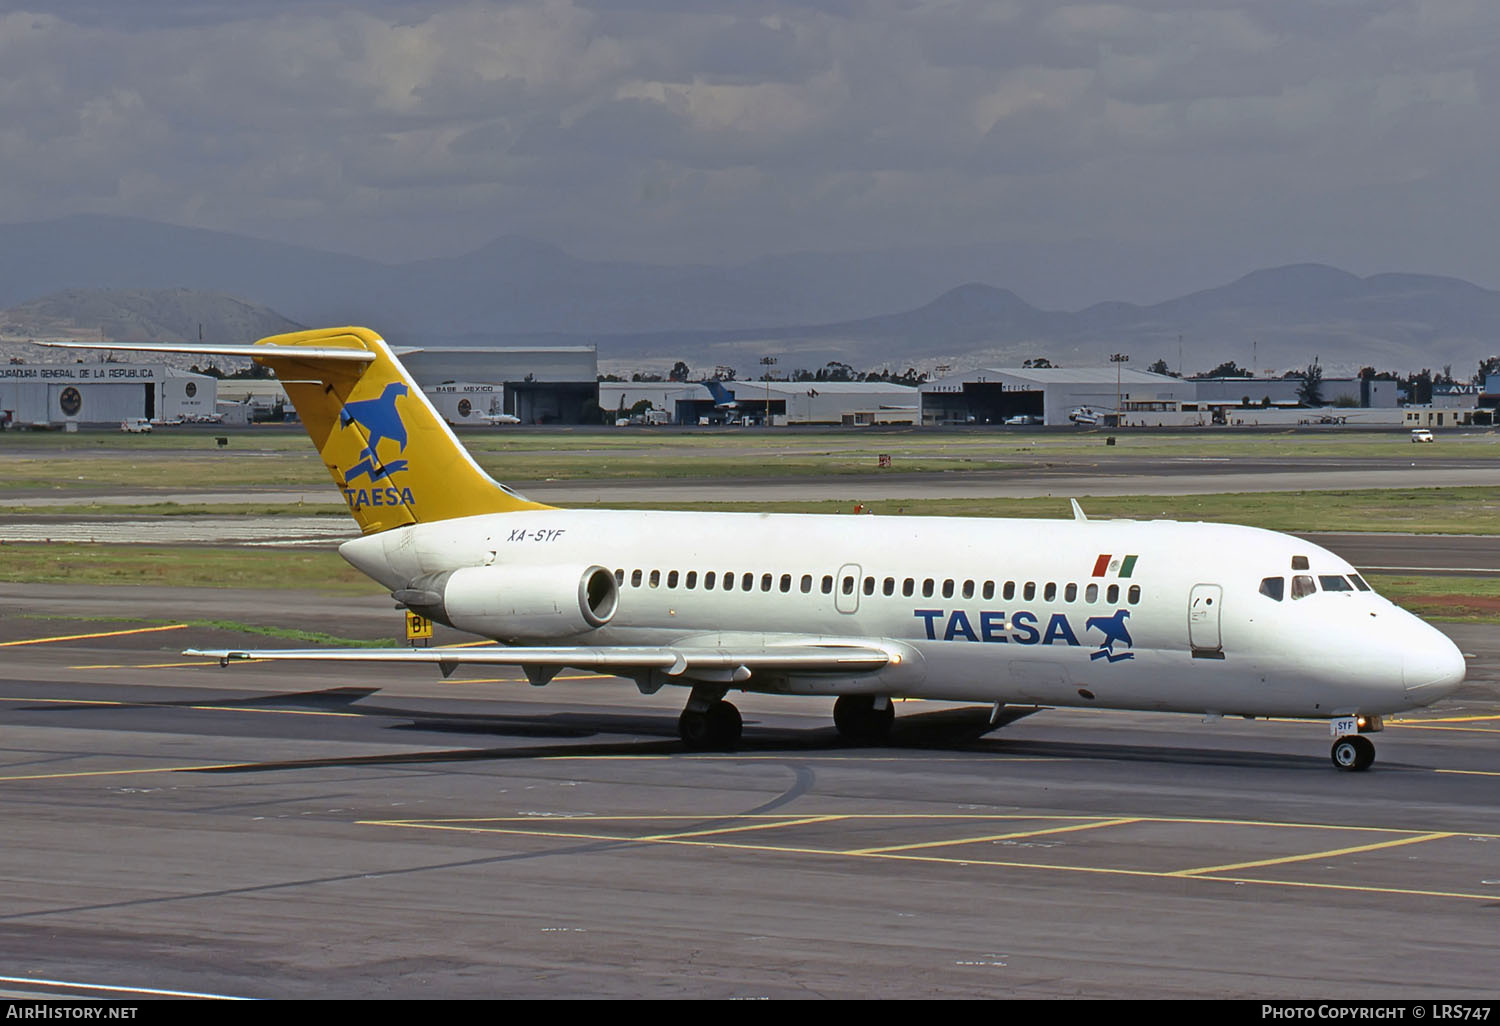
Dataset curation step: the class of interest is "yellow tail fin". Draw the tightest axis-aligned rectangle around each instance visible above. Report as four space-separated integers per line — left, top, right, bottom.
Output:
253 327 552 533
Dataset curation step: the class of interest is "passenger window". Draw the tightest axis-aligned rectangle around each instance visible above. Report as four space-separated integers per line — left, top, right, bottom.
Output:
842 575 855 595
1065 583 1077 602
962 580 974 599
903 578 915 597
801 574 813 594
1320 575 1354 592
1127 585 1140 604
685 571 697 589
761 573 773 592
1107 584 1119 603
724 572 735 591
1044 582 1056 602
1259 577 1284 602
704 571 716 589
631 569 643 587
1086 583 1098 603
1291 575 1316 599
615 568 624 586
742 572 754 591
942 579 954 598
1023 582 1036 600
1349 574 1372 592
883 577 895 596
1004 581 1016 600
863 576 875 596
780 574 792 593
822 575 834 594
982 581 995 600
923 579 935 598
667 570 678 588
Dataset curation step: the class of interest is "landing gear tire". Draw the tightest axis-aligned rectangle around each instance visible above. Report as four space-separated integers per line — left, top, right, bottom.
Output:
679 700 742 751
833 695 895 745
1331 735 1375 772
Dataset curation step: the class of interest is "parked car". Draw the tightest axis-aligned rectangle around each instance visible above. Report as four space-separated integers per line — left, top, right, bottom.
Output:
119 418 152 433
1411 428 1435 443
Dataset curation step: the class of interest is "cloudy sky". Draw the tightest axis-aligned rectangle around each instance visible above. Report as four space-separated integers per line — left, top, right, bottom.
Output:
3 1 1498 307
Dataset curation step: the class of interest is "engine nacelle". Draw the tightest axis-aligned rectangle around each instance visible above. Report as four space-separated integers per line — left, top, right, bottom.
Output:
395 564 618 641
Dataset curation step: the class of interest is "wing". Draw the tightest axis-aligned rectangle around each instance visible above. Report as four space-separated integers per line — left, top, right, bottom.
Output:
185 639 903 686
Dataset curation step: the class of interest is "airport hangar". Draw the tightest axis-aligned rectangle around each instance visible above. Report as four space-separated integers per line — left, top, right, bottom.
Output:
399 346 600 424
0 362 217 428
919 368 1400 426
600 379 920 425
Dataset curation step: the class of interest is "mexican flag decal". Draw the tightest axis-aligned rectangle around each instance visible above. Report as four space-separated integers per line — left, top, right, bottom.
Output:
1092 554 1138 578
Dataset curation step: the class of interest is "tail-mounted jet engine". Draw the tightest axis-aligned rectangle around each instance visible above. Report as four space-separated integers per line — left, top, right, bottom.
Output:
394 564 618 641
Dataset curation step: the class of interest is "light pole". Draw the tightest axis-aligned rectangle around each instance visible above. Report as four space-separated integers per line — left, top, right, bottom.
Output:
760 356 777 426
1111 353 1129 427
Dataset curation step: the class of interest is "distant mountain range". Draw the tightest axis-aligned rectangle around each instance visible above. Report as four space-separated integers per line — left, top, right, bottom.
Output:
1 215 1496 377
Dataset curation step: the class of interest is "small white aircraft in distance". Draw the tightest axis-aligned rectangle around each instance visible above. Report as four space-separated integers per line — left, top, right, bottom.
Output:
47 328 1465 770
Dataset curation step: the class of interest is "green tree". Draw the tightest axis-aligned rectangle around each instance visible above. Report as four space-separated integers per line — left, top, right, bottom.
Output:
1297 359 1325 407
1194 360 1251 379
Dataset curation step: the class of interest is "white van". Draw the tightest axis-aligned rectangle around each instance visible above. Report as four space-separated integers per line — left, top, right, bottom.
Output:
120 418 153 433
1410 428 1434 443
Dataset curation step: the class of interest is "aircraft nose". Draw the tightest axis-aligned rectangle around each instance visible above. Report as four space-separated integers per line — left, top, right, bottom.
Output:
1402 627 1466 706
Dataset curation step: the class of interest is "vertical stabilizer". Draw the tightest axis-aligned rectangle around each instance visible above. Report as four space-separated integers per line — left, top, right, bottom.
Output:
251 327 552 533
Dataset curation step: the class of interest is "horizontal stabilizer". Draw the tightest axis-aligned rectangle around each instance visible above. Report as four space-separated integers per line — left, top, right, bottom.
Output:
36 340 375 362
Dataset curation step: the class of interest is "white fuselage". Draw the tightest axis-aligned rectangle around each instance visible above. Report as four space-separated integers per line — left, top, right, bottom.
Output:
339 509 1466 720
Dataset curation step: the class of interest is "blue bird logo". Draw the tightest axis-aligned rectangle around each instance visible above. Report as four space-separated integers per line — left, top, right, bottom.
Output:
1086 609 1134 662
339 383 411 485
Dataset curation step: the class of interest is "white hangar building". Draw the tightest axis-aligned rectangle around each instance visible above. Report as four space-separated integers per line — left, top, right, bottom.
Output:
920 367 1192 426
399 346 598 424
0 362 216 428
600 379 920 425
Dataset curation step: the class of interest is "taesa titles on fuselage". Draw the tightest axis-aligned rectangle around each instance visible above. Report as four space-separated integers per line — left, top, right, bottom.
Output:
44 327 1465 771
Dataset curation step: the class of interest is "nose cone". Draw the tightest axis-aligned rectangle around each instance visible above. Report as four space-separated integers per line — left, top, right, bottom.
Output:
1403 627 1466 706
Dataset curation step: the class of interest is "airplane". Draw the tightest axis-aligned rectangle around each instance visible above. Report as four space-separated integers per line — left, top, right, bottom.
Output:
40 327 1466 771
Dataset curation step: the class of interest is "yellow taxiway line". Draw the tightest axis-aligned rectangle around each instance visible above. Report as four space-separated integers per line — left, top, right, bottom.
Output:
846 817 1141 856
359 813 1500 903
1170 831 1454 877
1 624 189 647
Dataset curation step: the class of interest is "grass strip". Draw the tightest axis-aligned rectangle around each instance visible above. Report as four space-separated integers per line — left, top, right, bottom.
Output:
0 543 378 593
17 612 398 648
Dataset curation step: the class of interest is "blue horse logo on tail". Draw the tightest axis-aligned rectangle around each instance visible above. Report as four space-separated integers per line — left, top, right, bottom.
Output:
1086 609 1134 662
339 383 411 486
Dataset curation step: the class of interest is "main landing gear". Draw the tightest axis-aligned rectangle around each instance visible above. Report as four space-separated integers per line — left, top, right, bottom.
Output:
1331 734 1376 772
678 688 742 751
833 695 894 745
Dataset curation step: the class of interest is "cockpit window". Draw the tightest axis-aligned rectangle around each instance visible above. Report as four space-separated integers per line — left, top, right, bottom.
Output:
1291 574 1316 599
1319 575 1354 592
1349 574 1372 592
1291 555 1310 570
1259 577 1285 601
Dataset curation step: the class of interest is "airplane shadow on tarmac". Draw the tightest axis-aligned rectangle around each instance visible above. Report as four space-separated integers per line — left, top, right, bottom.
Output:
155 685 1330 775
